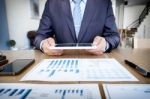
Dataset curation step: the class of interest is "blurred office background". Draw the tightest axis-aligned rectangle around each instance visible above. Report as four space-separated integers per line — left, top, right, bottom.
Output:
0 0 150 50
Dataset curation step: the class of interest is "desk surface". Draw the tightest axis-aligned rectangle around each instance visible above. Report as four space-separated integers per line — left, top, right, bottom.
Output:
0 48 150 99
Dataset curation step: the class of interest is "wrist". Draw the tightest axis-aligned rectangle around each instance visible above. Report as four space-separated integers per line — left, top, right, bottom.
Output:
105 41 109 52
40 40 45 51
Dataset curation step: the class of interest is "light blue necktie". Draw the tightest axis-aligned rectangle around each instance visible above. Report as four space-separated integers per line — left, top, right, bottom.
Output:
73 0 82 38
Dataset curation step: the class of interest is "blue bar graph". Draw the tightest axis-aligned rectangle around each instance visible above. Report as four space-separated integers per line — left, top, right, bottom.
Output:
0 88 32 99
57 60 62 68
75 60 78 68
55 89 84 99
9 89 18 96
47 60 54 68
38 59 80 78
17 89 25 95
49 70 56 77
0 89 4 94
62 90 66 99
4 89 11 94
71 60 74 68
72 90 75 93
66 60 70 68
39 69 44 73
0 89 5 96
0 84 100 99
20 89 32 99
76 69 79 73
52 60 59 69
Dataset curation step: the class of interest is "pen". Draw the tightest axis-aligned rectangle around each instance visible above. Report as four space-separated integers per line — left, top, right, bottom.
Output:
124 59 150 77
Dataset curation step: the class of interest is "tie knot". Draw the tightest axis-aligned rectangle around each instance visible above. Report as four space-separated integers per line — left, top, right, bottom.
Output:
73 0 82 4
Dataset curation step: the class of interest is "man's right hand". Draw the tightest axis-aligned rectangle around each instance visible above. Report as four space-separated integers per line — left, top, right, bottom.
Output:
41 37 63 56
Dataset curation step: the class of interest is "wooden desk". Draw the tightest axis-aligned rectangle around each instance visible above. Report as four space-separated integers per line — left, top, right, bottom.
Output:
0 48 150 99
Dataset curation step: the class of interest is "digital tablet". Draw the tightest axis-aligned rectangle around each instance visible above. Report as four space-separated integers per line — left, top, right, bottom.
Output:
0 59 35 76
49 43 97 50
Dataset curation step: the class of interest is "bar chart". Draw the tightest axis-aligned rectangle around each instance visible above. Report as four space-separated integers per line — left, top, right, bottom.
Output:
21 59 138 81
0 88 32 99
54 89 84 99
39 59 80 78
0 83 101 99
21 59 82 81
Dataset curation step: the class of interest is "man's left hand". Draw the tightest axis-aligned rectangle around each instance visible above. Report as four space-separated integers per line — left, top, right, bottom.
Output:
86 36 107 55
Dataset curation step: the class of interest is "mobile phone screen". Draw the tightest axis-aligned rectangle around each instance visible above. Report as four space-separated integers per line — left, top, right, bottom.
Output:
0 59 35 75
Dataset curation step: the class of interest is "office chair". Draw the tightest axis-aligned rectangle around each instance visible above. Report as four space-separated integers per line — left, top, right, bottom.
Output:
27 31 36 49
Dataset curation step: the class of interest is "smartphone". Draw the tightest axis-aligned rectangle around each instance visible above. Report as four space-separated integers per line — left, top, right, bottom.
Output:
49 43 97 50
0 59 35 76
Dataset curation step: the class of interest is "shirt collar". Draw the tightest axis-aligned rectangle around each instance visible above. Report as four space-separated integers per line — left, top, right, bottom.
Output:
81 0 86 3
71 0 87 3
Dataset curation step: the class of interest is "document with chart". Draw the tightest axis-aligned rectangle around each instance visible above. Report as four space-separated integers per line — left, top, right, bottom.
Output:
21 59 138 81
103 84 150 99
0 83 101 99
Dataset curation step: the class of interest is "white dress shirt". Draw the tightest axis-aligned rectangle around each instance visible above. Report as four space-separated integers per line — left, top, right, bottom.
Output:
70 0 87 20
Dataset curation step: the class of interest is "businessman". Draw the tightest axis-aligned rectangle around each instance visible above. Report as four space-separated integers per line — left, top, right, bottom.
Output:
34 0 120 55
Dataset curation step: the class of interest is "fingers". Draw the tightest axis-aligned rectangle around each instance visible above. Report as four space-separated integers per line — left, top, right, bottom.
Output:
86 49 103 55
93 36 106 52
93 36 102 46
47 38 55 46
42 37 63 56
46 50 63 56
42 36 106 56
86 36 107 55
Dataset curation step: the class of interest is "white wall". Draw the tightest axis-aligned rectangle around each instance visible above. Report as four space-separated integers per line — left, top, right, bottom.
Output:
134 38 150 48
5 0 46 49
123 5 145 28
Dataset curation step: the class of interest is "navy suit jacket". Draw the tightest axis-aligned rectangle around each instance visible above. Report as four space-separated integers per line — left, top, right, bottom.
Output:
34 0 120 52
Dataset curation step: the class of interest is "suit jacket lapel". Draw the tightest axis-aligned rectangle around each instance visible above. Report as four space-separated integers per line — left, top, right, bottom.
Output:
78 0 98 42
61 0 77 42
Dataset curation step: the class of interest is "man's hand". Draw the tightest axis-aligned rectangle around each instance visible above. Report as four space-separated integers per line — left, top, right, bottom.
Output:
42 37 63 56
86 36 107 55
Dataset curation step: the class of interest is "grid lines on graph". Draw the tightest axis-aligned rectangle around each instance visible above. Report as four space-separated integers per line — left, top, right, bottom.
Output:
86 60 132 79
